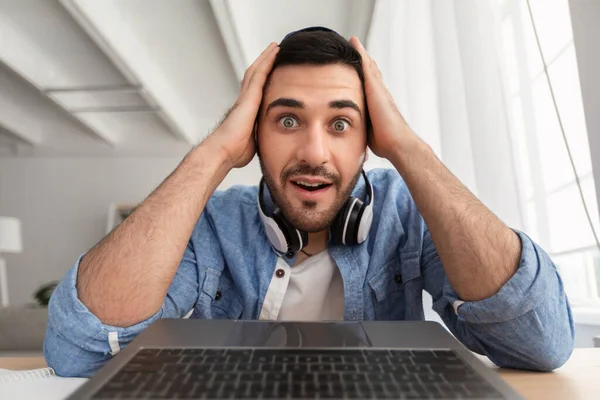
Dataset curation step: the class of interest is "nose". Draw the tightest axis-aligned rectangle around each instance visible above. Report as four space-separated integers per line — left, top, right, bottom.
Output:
296 124 330 167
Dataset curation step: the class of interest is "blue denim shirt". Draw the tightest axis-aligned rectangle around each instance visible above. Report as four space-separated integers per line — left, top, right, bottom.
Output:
44 168 574 377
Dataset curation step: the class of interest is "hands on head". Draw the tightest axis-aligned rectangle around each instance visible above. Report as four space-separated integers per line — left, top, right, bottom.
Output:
206 35 413 172
348 36 411 161
204 42 279 169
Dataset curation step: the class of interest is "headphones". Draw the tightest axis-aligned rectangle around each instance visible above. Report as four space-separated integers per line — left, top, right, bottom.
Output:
258 170 374 256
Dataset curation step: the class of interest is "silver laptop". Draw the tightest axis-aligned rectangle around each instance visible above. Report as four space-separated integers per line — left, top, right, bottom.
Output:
68 320 522 399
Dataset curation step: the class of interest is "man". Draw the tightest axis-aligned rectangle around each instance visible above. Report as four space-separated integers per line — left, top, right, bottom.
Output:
44 28 573 377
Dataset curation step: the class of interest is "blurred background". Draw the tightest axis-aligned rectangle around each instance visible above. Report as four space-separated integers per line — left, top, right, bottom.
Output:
0 0 598 354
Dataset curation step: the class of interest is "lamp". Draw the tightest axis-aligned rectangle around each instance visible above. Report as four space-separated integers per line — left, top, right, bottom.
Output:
0 217 23 307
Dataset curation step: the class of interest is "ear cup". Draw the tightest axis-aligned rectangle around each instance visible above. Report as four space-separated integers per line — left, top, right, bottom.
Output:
272 209 306 254
330 198 354 245
356 202 373 244
258 178 309 255
344 198 365 246
261 216 289 255
356 170 374 244
330 170 374 246
271 209 297 253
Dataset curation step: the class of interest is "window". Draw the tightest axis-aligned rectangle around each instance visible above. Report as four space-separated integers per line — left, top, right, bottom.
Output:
493 0 600 307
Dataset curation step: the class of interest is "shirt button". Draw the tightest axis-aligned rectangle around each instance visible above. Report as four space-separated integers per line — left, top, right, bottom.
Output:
276 269 285 278
394 274 402 284
215 290 222 300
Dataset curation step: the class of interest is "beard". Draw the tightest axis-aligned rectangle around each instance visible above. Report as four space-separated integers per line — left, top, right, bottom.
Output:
259 159 364 233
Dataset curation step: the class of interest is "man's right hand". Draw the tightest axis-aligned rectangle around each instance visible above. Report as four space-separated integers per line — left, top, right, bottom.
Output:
204 42 279 169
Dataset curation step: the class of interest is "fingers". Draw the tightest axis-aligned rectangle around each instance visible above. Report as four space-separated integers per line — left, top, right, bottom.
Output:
242 42 277 85
246 45 279 97
241 42 279 92
349 36 366 56
350 36 382 81
350 36 370 66
224 42 278 128
350 36 400 115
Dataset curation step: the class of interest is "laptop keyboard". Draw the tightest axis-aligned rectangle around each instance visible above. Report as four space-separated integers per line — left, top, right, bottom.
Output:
91 348 503 399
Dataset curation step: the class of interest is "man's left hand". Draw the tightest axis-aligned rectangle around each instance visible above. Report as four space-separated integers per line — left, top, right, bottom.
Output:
350 36 413 161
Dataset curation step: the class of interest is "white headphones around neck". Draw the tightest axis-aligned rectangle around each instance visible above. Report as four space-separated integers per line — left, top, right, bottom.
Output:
258 170 374 256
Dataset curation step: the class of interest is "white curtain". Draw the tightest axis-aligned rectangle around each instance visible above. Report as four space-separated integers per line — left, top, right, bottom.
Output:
364 0 525 230
364 0 600 315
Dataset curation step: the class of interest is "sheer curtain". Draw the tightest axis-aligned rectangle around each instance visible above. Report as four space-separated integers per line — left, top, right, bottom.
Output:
491 0 600 310
365 0 523 228
364 0 600 319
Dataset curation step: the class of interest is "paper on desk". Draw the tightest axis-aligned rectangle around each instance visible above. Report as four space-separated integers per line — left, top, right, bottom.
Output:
0 368 87 400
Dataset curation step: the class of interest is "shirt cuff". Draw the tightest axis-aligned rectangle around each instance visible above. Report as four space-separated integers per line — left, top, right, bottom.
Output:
47 254 163 356
440 230 555 324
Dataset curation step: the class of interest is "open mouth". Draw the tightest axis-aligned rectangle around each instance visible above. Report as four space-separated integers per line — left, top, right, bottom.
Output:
291 180 333 192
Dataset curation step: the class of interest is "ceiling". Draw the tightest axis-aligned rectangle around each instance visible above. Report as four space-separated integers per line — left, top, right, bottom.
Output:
0 0 374 157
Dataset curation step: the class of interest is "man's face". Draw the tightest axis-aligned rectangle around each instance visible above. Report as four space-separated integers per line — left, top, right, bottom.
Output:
258 64 368 233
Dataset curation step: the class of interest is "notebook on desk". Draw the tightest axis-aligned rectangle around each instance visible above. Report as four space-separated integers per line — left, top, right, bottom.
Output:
0 367 87 400
68 320 523 399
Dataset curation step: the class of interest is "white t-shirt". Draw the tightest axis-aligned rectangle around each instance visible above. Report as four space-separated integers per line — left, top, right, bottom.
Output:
259 250 344 321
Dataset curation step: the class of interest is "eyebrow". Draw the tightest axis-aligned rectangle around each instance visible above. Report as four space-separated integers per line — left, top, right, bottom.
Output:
265 97 363 119
329 100 362 118
265 98 304 114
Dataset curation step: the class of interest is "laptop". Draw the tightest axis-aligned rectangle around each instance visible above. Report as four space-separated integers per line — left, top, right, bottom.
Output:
68 320 523 399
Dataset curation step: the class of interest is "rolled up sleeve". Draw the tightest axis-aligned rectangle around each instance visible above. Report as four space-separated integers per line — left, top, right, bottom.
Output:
424 229 575 371
44 240 200 377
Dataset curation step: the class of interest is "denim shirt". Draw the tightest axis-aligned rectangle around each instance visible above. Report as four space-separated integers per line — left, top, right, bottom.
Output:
44 168 574 377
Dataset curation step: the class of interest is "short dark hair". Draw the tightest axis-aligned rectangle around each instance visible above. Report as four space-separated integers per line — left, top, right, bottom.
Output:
271 27 364 85
261 27 370 130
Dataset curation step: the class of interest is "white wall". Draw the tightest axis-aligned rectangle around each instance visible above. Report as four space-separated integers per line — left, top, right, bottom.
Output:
575 324 600 348
0 155 262 306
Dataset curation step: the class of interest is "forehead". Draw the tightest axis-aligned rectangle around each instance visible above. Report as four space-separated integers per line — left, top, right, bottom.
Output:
263 64 364 111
